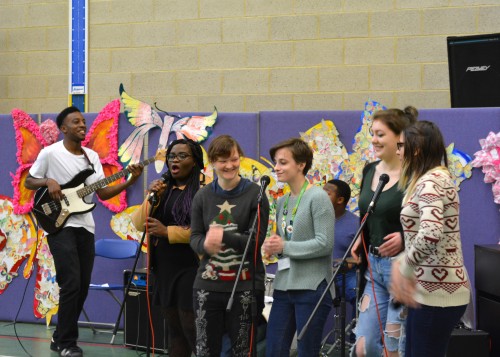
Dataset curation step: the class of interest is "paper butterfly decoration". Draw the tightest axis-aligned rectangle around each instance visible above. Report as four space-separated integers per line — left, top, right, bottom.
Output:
10 99 129 215
118 83 218 173
10 110 59 214
0 195 59 325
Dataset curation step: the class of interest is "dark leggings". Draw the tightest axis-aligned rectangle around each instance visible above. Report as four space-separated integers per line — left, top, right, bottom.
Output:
163 307 196 357
405 304 467 357
193 289 263 357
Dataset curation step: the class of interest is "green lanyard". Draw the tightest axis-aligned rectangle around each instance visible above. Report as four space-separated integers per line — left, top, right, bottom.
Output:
281 180 308 240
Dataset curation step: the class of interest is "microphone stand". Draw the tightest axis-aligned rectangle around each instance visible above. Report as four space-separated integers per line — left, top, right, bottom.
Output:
226 200 263 357
297 210 371 356
110 193 158 357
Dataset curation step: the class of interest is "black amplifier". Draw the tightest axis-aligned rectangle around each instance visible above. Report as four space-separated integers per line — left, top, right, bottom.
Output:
123 269 167 354
447 328 490 357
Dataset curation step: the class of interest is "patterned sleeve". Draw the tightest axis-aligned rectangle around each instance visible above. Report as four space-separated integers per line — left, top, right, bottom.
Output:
190 189 208 255
400 175 444 278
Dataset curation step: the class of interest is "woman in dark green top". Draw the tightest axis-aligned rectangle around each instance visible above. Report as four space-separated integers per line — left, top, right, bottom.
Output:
350 106 417 357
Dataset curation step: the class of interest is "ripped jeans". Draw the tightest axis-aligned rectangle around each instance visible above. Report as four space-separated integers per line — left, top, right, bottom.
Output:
351 254 406 357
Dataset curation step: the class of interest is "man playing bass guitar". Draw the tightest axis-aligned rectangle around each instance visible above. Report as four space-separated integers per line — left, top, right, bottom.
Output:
24 106 144 357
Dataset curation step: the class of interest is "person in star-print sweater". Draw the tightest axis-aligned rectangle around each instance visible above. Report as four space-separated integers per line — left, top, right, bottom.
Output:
190 135 269 357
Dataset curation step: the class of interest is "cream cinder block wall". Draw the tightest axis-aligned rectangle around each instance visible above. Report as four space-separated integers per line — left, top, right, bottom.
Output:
1 0 500 114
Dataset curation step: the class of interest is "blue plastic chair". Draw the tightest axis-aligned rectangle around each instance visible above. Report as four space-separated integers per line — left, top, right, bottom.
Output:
80 238 140 334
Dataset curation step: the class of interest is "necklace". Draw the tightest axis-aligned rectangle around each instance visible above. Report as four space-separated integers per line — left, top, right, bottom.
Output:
281 180 308 240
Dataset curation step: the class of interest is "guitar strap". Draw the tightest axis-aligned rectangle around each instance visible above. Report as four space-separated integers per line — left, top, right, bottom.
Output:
81 148 96 173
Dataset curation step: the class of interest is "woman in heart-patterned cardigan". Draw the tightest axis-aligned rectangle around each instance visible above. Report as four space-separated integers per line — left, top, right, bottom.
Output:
392 121 470 357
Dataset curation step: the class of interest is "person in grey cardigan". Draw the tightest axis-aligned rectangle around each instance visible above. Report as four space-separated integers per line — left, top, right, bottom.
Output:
263 138 335 357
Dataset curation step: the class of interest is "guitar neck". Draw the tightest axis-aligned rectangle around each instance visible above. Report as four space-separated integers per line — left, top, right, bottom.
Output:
78 156 157 198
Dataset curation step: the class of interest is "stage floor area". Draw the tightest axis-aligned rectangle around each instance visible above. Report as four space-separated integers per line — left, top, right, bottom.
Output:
0 321 166 357
0 321 351 357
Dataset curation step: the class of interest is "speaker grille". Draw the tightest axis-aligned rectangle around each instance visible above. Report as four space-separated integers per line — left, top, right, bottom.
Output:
447 33 500 108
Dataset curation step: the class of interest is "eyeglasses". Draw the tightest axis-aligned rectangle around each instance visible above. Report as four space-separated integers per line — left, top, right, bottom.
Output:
167 153 191 161
396 142 405 150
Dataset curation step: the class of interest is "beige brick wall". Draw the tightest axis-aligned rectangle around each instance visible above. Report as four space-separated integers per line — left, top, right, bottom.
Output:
1 0 500 114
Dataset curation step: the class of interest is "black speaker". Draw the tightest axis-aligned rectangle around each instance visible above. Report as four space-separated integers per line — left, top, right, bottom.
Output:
475 245 500 357
447 33 500 108
446 328 490 357
124 270 168 354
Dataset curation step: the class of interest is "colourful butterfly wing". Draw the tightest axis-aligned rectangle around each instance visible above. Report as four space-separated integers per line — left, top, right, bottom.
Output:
32 227 59 323
155 116 175 173
10 109 51 215
0 195 38 294
119 83 162 166
83 99 127 213
171 107 218 143
120 83 163 128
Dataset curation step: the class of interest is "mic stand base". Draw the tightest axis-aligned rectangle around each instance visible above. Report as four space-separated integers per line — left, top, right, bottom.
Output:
298 211 370 348
110 195 158 357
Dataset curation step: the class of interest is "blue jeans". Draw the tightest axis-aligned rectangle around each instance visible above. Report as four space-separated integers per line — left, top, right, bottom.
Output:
352 254 406 357
265 280 333 357
406 304 466 357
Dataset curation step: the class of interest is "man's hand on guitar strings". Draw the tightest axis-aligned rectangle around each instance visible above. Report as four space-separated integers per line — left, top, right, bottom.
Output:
46 178 64 201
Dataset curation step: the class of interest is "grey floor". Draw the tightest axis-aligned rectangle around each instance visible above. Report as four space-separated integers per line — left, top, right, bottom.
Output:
0 321 166 357
0 321 350 357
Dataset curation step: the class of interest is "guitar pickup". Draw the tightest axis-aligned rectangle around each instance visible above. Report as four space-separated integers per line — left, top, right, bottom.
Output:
41 203 52 215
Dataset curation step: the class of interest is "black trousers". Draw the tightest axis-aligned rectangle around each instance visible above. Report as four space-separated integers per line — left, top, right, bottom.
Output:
193 289 264 357
48 227 95 349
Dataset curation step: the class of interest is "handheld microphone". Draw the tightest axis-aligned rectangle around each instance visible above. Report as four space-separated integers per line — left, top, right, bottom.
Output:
367 173 390 213
257 175 271 203
148 173 168 201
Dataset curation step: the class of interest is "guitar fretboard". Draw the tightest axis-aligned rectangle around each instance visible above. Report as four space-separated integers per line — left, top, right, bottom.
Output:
77 156 158 198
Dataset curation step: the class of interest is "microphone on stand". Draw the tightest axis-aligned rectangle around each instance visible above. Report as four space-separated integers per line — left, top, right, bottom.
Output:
367 173 390 213
257 175 271 203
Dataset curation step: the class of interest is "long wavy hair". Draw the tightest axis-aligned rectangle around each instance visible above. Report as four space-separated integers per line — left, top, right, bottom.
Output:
399 121 448 203
162 138 204 227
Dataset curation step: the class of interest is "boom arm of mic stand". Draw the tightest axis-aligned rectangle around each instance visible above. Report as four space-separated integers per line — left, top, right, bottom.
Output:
109 194 157 345
297 211 370 342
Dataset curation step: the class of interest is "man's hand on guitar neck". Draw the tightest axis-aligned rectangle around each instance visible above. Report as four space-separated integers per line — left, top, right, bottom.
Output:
126 163 144 184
